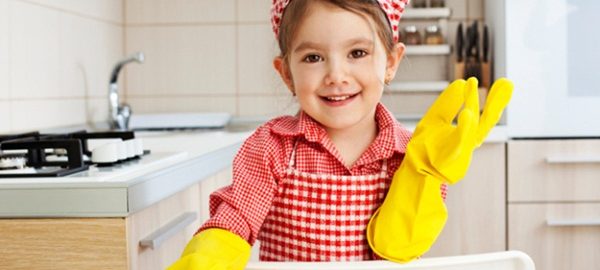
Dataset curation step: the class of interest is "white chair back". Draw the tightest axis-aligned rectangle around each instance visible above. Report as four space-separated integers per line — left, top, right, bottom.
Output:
245 250 535 270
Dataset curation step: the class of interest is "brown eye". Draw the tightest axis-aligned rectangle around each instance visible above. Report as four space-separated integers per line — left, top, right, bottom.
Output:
303 54 322 63
350 50 368 58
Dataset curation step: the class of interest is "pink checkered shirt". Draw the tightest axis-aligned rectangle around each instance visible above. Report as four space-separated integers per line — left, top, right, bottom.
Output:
198 103 447 249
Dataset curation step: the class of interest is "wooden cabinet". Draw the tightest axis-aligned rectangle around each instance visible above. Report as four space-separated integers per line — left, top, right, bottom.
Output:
507 140 600 270
0 168 233 270
127 182 202 270
425 142 506 256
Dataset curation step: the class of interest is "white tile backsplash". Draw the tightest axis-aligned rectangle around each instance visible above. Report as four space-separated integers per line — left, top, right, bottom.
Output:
237 0 271 23
10 99 86 132
0 0 9 100
125 0 236 25
84 97 109 124
1 0 123 132
59 14 123 99
125 25 237 96
238 24 287 95
22 0 123 24
127 96 237 114
238 95 299 117
10 1 61 99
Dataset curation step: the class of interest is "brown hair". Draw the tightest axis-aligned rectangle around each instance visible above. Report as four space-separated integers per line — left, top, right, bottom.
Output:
277 0 395 65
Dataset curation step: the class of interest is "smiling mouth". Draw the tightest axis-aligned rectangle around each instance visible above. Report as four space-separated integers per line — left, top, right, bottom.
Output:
321 93 359 102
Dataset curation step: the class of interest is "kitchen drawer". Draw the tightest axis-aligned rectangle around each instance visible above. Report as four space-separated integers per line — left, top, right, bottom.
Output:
127 183 202 270
508 203 600 270
508 140 600 202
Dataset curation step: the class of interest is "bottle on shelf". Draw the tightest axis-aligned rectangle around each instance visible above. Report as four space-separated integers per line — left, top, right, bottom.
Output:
403 25 422 45
412 0 427 8
430 0 445 8
424 25 444 45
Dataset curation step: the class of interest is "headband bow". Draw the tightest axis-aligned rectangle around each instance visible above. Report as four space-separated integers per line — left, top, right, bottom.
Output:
270 0 409 43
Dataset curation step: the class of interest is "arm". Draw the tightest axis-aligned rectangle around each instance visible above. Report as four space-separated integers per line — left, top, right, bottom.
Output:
367 78 514 263
168 126 283 270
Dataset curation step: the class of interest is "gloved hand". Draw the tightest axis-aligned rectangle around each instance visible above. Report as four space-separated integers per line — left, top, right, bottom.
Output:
167 228 251 270
367 78 514 263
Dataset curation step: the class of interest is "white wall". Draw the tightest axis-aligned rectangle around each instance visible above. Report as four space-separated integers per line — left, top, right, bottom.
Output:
123 0 296 119
0 0 124 133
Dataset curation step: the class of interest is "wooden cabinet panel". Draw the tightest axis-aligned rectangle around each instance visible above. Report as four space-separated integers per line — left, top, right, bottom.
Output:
425 143 506 256
0 218 127 270
128 183 202 270
0 170 230 270
508 140 600 202
508 203 600 270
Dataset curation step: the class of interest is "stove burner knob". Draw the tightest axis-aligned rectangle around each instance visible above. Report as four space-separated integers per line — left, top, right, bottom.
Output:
116 141 127 161
91 143 119 164
132 138 144 156
124 139 136 159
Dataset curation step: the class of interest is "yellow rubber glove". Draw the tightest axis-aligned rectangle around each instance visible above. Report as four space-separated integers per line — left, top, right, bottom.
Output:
167 228 251 270
367 78 514 263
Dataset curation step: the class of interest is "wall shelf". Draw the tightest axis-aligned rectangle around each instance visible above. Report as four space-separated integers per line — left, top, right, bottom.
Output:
388 81 449 93
403 7 452 19
405 44 451 55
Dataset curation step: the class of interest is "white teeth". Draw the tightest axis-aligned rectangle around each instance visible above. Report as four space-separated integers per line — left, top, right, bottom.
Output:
326 95 351 101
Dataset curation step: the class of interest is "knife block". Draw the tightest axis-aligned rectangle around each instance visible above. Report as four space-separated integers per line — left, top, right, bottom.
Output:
481 61 491 88
454 62 465 80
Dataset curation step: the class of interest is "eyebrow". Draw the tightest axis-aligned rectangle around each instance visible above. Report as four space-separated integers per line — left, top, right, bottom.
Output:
293 38 374 53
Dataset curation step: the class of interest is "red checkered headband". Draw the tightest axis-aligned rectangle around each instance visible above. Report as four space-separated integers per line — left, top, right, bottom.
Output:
271 0 409 43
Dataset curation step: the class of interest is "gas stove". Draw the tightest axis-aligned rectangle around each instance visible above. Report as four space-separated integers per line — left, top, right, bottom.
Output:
0 130 150 178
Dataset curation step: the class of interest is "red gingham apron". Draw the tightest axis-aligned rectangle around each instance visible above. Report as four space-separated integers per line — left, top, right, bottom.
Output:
258 142 390 261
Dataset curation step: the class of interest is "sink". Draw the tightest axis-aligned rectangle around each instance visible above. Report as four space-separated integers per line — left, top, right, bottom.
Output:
129 113 231 130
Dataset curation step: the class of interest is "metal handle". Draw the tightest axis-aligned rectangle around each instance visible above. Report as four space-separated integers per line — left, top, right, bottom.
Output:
545 156 600 164
546 219 600 227
139 212 197 249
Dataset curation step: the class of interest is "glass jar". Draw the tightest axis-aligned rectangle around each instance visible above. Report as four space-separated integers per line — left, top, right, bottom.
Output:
403 25 422 45
412 0 427 8
424 25 444 45
430 0 445 7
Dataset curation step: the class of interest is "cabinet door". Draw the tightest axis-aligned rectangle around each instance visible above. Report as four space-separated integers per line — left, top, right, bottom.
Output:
0 218 127 270
127 183 201 270
508 139 600 202
509 203 600 270
425 143 506 256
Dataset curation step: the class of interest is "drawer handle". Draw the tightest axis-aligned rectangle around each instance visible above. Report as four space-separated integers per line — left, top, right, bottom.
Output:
139 212 197 249
545 156 600 164
546 219 600 227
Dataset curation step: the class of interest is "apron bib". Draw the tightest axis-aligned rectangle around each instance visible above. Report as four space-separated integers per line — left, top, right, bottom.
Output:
258 143 390 261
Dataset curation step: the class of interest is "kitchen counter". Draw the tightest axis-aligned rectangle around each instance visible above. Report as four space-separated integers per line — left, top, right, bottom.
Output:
0 118 507 218
0 130 252 218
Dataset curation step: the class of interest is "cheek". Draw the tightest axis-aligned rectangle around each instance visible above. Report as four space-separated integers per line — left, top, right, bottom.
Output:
291 67 322 91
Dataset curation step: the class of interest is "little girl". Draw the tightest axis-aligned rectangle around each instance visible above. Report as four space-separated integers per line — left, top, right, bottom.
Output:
168 0 513 269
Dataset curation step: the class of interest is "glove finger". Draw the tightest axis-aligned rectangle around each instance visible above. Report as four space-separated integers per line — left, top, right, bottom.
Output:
453 107 477 159
464 77 480 122
476 78 514 145
420 79 466 126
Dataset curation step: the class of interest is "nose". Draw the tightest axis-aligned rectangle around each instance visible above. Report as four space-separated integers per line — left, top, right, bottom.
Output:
324 57 349 86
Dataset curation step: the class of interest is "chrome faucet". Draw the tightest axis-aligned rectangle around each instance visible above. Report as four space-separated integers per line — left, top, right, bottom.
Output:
109 52 144 130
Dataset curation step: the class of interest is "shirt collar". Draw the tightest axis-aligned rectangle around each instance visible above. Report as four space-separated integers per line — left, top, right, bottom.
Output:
270 103 411 157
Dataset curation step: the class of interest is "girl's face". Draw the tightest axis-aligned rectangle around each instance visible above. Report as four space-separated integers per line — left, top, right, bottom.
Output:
274 1 404 133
